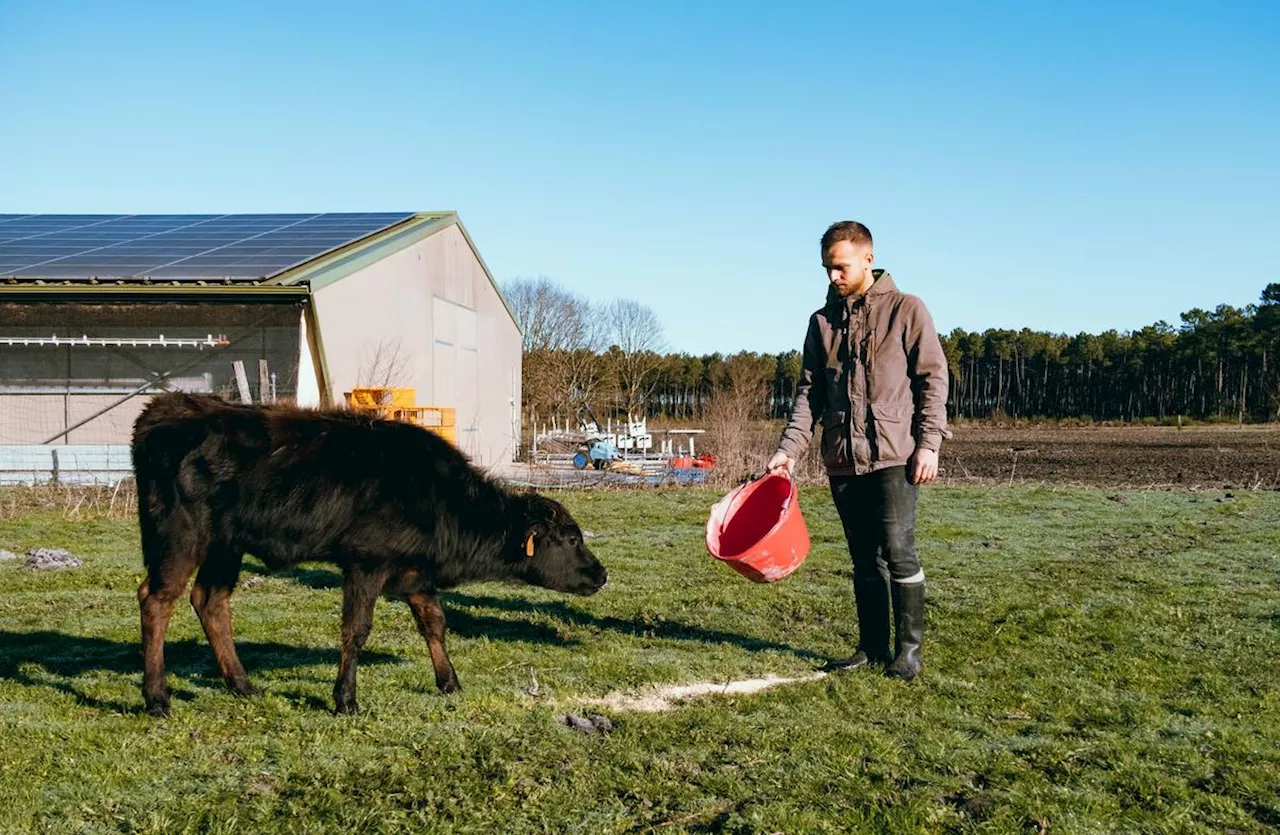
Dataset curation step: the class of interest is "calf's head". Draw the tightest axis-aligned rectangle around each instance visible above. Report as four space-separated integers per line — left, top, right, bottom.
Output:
513 493 607 595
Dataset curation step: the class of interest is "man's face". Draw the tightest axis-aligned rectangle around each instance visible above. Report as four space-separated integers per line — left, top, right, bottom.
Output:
824 240 875 297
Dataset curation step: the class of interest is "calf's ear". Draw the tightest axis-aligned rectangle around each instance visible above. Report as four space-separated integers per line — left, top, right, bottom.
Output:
522 521 549 559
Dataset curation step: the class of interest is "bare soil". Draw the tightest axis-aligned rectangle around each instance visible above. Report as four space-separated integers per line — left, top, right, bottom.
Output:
939 424 1280 489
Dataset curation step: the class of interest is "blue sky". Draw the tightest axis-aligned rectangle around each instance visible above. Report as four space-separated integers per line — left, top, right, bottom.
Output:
2 0 1277 355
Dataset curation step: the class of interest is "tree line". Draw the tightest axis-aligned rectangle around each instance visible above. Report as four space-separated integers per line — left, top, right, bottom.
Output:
504 278 1280 424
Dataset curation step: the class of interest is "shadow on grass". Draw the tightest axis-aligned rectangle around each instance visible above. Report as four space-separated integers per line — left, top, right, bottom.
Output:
270 566 342 590
0 631 403 714
444 592 829 662
253 567 828 661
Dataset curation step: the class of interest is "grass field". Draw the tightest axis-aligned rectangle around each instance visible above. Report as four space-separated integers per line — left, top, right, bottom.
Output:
1 484 1278 833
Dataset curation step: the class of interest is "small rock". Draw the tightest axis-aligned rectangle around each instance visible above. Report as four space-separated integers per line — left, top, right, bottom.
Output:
24 548 81 570
562 713 599 735
240 576 265 589
1107 493 1130 505
581 530 599 540
561 713 612 735
0 549 19 561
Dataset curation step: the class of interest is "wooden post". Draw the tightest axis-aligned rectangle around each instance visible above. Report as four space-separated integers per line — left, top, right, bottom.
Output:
233 361 252 403
259 360 272 404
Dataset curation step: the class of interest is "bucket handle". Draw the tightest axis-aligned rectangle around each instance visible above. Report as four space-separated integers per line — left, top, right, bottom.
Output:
748 469 796 513
780 471 796 513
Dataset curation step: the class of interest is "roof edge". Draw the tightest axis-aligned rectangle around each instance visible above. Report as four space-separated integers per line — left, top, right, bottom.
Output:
263 212 453 289
0 285 310 301
450 217 521 333
269 212 520 333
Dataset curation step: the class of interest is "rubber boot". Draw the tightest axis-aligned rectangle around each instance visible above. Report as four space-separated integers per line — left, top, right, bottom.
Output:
885 581 924 681
823 574 892 671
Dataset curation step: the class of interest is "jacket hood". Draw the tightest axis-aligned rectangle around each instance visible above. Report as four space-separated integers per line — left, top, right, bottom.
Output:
824 269 897 309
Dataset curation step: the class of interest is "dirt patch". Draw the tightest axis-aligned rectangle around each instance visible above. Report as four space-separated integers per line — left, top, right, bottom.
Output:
939 425 1280 489
584 672 828 713
693 421 1280 490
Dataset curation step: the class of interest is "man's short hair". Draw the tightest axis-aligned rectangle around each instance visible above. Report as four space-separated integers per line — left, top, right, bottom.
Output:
821 221 873 253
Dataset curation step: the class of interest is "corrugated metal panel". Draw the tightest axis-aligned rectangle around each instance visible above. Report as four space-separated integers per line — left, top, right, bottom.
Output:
0 444 132 485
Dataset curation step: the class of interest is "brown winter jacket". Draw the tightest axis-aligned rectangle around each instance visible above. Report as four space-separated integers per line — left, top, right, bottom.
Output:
776 270 951 475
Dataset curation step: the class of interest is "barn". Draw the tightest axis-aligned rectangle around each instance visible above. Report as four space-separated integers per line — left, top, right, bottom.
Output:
0 213 522 483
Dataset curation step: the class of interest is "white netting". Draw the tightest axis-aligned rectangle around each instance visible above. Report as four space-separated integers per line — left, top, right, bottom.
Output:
0 302 302 479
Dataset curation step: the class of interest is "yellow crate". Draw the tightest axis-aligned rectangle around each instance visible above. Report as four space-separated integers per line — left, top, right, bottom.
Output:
346 387 418 408
343 391 457 445
401 406 455 428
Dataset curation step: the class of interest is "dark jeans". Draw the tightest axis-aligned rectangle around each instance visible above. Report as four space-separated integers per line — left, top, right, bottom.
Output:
829 466 922 584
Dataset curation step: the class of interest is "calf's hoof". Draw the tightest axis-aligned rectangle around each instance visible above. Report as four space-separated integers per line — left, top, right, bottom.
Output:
438 677 462 695
333 698 359 715
228 679 261 698
144 697 171 718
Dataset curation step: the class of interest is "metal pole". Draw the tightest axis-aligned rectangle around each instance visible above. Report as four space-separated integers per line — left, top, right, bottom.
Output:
39 374 177 444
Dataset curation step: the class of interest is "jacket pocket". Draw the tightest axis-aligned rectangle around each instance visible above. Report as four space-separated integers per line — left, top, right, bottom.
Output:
870 403 913 463
819 411 850 469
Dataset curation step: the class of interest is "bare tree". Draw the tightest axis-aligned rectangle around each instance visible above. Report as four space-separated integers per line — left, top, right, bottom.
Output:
503 277 602 353
605 299 666 416
358 337 412 389
503 277 608 419
704 353 773 482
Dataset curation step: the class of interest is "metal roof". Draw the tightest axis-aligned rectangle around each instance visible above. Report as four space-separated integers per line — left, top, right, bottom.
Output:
0 212 426 283
0 211 521 333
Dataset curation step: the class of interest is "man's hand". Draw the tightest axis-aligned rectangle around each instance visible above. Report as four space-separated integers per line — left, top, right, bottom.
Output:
767 450 795 476
910 448 939 485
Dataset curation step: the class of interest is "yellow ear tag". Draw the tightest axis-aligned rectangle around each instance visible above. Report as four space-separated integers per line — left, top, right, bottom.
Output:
525 534 535 558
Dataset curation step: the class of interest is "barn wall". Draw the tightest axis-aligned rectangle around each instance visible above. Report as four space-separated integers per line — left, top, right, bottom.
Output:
311 222 521 467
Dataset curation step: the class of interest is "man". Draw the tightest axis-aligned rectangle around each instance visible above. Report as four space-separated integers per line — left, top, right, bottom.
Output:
768 221 949 681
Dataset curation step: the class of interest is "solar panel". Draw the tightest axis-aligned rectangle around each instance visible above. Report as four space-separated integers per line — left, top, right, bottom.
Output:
0 213 418 281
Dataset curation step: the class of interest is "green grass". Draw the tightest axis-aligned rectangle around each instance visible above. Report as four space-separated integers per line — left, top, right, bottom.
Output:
1 485 1278 833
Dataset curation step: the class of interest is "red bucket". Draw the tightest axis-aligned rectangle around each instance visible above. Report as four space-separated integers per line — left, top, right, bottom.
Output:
705 474 810 583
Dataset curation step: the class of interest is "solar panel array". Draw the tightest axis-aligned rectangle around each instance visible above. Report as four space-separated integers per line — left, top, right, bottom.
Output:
0 213 417 281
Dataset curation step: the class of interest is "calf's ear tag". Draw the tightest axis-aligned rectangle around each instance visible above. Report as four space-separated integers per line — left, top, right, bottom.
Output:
525 534 535 558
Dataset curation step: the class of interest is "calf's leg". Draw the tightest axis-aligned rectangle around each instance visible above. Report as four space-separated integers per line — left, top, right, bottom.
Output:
138 552 202 717
190 546 256 697
334 565 387 714
407 593 461 694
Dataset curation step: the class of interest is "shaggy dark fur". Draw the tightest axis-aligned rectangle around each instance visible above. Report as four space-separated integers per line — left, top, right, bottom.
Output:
132 392 607 716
